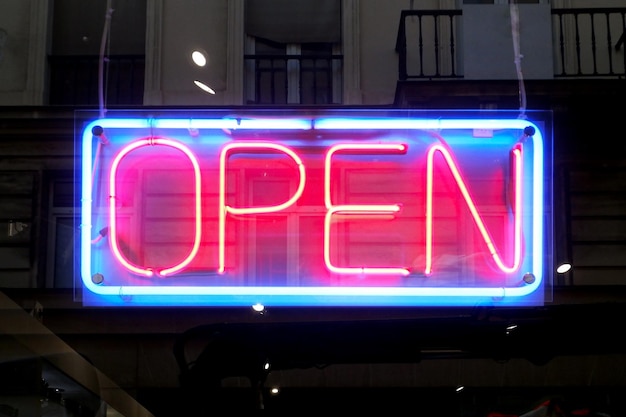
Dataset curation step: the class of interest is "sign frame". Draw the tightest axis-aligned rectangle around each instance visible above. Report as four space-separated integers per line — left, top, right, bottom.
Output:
77 109 553 307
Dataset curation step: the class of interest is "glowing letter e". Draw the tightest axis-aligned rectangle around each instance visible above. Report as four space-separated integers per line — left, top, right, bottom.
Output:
324 143 410 276
218 143 306 274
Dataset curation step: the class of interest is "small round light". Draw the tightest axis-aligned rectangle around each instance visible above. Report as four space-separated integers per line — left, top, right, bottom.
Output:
556 263 571 274
191 50 207 67
193 80 215 94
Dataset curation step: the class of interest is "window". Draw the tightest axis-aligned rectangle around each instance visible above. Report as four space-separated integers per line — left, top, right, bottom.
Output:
45 175 80 291
245 38 341 105
244 0 342 105
0 172 37 288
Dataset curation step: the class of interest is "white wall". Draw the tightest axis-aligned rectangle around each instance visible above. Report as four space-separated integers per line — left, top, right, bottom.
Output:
0 0 48 105
462 4 554 80
157 0 230 105
359 0 411 104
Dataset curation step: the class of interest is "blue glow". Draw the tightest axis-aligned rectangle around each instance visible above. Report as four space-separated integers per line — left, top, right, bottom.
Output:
531 122 544 291
79 111 551 307
314 117 535 131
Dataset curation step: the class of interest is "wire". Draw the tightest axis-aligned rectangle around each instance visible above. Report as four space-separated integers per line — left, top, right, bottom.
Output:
94 2 113 210
509 1 527 119
92 140 103 190
98 0 114 119
91 227 109 244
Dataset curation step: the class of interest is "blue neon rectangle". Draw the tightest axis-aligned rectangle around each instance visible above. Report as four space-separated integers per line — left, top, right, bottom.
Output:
79 109 551 307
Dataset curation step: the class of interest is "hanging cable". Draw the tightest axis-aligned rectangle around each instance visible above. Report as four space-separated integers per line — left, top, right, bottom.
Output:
92 1 114 233
98 0 114 119
509 1 527 119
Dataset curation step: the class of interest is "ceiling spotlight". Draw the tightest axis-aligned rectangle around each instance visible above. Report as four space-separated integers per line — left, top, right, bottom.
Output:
191 50 207 67
193 80 215 94
252 303 265 313
455 385 465 393
556 262 572 274
270 387 280 395
505 323 518 335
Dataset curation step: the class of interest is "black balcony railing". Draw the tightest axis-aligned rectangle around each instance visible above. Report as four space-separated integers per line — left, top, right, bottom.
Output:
396 7 626 81
552 8 626 78
48 55 145 106
46 8 626 107
243 54 343 105
395 9 462 80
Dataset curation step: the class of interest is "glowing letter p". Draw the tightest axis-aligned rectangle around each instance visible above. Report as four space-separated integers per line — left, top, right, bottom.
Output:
218 143 306 274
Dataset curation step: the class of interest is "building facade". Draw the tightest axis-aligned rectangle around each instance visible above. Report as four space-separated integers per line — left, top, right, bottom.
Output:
1 1 626 415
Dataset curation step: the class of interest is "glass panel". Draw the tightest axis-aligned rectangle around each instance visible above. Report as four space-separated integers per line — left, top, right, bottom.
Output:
53 217 78 289
77 109 553 307
0 292 155 417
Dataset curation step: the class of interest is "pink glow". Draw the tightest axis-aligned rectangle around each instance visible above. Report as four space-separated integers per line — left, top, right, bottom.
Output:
324 143 407 208
323 205 409 276
323 143 410 276
218 142 306 274
81 115 546 307
425 143 522 275
109 138 202 277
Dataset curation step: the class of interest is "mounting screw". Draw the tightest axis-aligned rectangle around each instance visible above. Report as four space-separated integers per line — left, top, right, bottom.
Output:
523 273 535 284
91 125 104 136
523 126 535 137
92 273 104 284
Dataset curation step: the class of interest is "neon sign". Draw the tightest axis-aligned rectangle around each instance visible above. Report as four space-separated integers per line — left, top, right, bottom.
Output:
79 110 551 307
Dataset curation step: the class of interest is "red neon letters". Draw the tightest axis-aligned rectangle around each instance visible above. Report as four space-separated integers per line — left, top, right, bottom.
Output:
107 139 523 278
